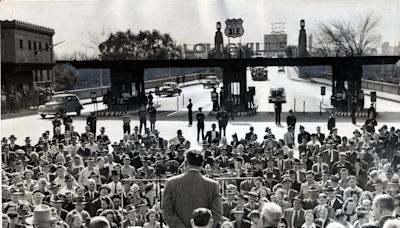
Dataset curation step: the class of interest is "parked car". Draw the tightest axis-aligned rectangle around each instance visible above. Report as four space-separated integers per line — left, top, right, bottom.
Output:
38 94 83 118
203 76 220 89
268 87 287 103
252 67 268 81
278 66 285 73
155 82 182 97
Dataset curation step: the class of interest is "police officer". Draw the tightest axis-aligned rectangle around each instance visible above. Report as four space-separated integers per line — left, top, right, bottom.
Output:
196 107 205 142
147 92 154 107
327 112 336 133
216 106 229 137
148 103 157 132
187 99 193 126
122 112 131 134
286 109 296 129
86 112 97 136
274 102 282 125
211 88 219 112
138 105 147 134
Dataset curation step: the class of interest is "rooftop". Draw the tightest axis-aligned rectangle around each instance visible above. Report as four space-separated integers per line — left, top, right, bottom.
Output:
0 20 55 35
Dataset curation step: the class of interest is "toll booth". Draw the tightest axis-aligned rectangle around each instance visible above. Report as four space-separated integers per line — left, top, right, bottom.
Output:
222 67 247 112
109 68 146 111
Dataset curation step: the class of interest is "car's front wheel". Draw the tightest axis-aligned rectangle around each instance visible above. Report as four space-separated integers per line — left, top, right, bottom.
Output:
40 114 46 119
76 108 81 116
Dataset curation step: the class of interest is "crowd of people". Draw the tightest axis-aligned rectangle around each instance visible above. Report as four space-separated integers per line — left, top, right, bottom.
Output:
2 108 400 228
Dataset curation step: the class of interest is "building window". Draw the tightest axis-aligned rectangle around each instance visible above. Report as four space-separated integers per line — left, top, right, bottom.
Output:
39 42 42 50
28 41 32 50
19 39 23 49
33 41 37 50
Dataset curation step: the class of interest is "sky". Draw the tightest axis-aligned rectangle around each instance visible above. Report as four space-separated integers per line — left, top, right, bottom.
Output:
1 0 399 57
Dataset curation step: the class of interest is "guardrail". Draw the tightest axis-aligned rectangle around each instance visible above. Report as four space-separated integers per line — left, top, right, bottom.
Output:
362 79 400 95
54 72 217 100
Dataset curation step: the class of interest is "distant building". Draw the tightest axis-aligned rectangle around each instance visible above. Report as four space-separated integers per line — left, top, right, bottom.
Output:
381 41 392 55
1 20 55 96
263 34 287 58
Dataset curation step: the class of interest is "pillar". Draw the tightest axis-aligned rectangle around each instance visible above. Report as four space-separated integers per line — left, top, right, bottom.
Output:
222 67 247 112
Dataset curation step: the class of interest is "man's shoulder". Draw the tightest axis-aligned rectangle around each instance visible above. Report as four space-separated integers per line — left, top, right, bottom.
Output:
361 221 379 228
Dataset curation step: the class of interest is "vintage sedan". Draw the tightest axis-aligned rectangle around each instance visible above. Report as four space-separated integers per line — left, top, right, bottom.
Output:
38 94 83 118
251 67 268 81
268 87 287 103
203 76 220 89
155 82 182 97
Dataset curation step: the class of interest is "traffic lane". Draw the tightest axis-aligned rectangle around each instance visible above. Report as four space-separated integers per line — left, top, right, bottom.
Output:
2 115 399 152
248 67 333 112
156 84 218 112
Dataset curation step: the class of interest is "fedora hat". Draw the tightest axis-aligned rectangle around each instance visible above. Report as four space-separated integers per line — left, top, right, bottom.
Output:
9 135 17 140
73 197 87 205
26 204 57 225
247 191 259 198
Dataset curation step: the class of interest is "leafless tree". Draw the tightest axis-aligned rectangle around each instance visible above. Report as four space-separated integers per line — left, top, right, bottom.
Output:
311 12 381 57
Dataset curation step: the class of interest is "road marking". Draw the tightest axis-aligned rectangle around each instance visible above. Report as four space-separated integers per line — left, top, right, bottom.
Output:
167 111 181 117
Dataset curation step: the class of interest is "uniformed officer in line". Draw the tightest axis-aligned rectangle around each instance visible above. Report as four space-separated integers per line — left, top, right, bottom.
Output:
138 105 147 134
196 107 205 142
274 102 282 125
211 88 219 112
122 112 131 134
187 99 193 126
147 91 154 107
148 103 157 132
286 109 296 129
87 112 97 136
216 106 229 137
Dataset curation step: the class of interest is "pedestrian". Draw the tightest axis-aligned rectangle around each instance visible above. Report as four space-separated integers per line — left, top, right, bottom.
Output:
328 112 336 134
148 103 157 132
368 103 376 119
187 99 193 126
287 110 296 129
226 96 234 120
147 92 154 107
274 102 282 125
161 150 223 228
87 112 97 136
63 113 73 132
52 115 62 136
216 106 229 137
351 97 357 125
211 88 219 112
197 107 205 142
122 112 131 134
138 105 147 134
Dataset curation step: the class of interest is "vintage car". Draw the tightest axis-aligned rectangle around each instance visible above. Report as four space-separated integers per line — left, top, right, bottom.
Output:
268 87 287 103
203 76 220 89
155 82 182 97
251 67 268 81
38 94 83 118
278 66 285 73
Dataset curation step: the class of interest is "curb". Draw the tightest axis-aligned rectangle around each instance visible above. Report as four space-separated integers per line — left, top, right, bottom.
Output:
335 112 369 117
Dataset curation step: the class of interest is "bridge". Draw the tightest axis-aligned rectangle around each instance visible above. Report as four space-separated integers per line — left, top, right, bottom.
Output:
58 55 400 112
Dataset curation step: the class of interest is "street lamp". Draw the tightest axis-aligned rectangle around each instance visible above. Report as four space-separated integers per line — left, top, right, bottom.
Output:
216 22 221 31
300 19 305 29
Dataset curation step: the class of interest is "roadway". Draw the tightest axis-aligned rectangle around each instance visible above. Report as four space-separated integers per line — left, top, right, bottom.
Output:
1 67 400 150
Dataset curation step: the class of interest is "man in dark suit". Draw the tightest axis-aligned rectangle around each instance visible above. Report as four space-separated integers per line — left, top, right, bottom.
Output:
315 126 326 143
245 126 255 141
222 190 237 218
286 109 297 129
322 140 339 168
231 209 251 228
162 150 222 228
326 186 343 211
331 152 353 175
205 123 220 144
274 102 282 125
84 179 100 216
216 106 229 137
284 196 305 228
197 107 206 142
361 194 394 228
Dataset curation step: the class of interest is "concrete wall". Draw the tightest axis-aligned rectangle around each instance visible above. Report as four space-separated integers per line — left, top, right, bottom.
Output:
362 79 400 95
55 72 214 99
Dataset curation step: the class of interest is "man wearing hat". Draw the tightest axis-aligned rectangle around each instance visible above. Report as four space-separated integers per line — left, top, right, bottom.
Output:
66 197 91 225
284 196 305 228
322 139 339 166
282 176 299 202
8 135 20 151
161 150 222 228
123 205 144 227
325 186 343 211
332 152 353 175
287 109 297 129
244 191 260 211
222 189 237 218
26 204 58 227
232 208 252 228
